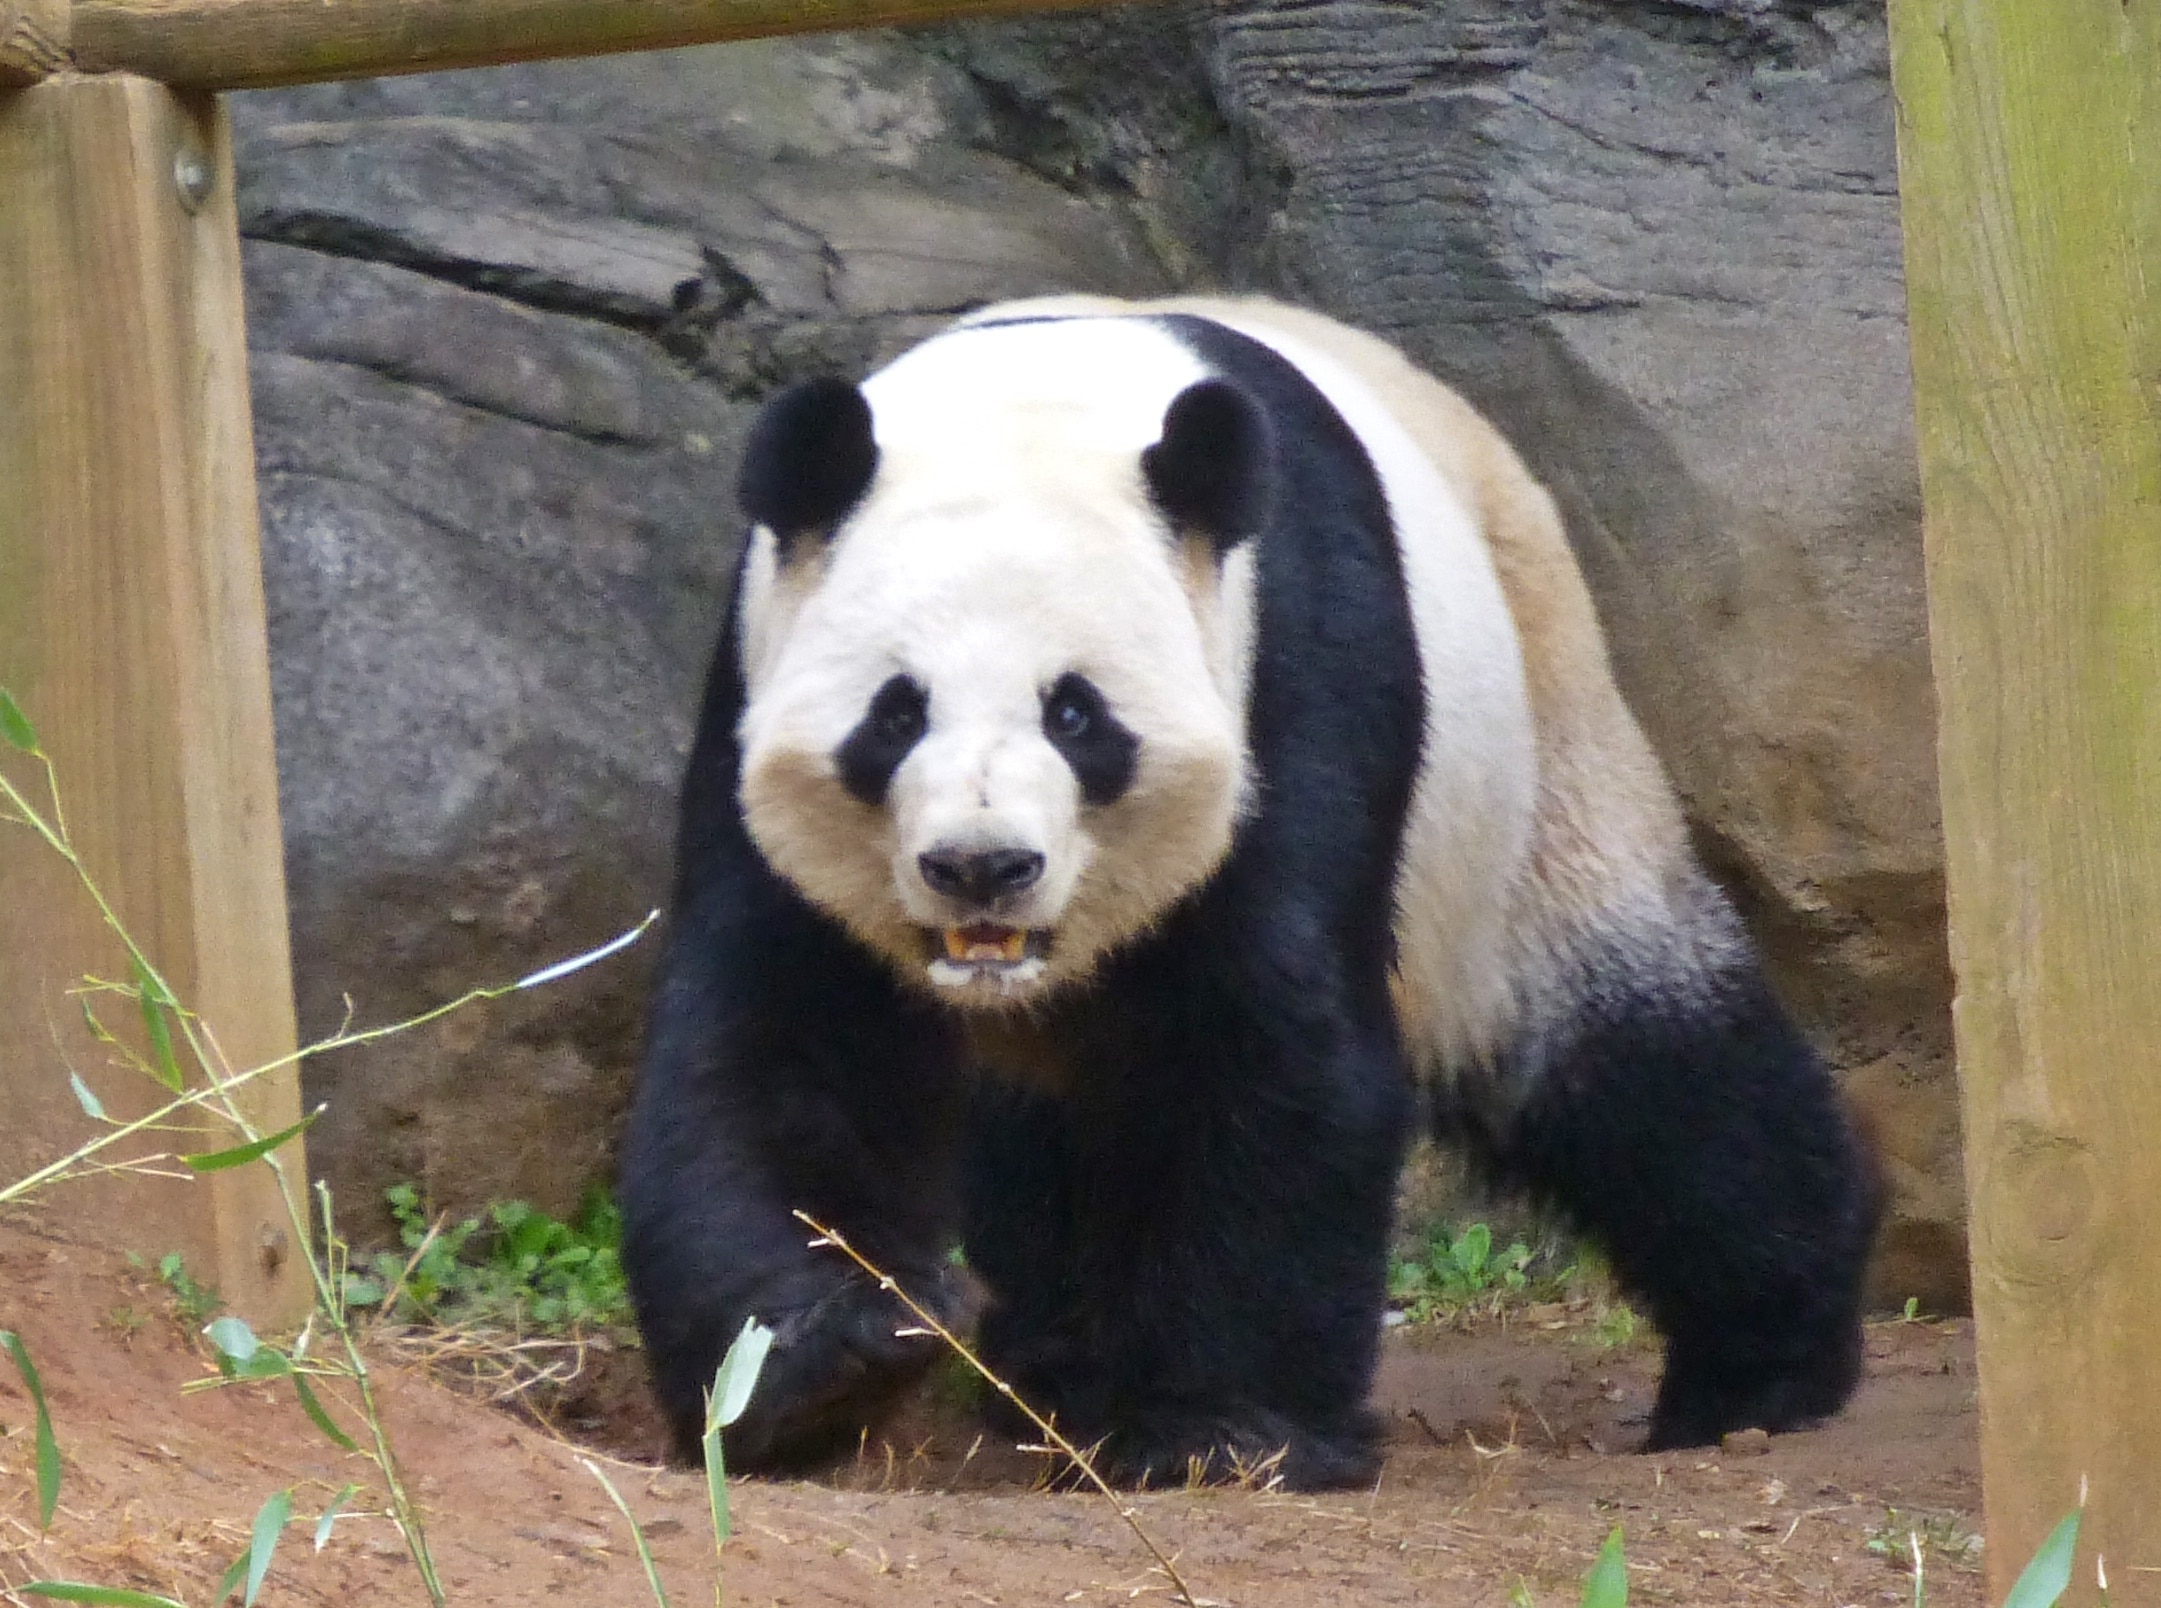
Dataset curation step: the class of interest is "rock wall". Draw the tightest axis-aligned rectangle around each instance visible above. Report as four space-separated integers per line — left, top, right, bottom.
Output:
235 0 1963 1308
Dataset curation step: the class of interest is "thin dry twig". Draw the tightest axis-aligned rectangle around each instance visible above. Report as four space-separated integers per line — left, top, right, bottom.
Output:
793 1210 1206 1608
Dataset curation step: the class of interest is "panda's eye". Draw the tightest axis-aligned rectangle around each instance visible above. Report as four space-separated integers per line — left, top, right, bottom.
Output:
1042 673 1139 807
874 686 928 743
836 675 929 805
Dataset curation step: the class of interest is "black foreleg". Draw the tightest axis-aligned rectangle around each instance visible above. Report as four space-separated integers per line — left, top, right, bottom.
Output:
967 942 1415 1490
620 881 970 1468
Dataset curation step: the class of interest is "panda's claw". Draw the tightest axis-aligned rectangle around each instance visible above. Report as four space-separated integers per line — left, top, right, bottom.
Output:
697 1263 970 1471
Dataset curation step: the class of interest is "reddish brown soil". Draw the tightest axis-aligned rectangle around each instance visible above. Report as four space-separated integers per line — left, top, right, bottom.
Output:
0 1217 1981 1607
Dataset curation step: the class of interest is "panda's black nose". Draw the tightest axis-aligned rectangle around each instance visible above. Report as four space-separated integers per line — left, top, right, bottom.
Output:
918 847 1045 905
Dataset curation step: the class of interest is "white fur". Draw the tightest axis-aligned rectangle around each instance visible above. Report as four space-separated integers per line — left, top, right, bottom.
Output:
737 320 1253 1005
740 297 1725 1096
1179 311 1540 1070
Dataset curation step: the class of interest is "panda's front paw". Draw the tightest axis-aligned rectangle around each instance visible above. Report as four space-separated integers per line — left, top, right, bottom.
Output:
718 1262 971 1469
1643 1323 1865 1452
1065 1405 1382 1493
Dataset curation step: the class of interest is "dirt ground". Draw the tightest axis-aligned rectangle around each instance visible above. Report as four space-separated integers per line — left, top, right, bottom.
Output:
0 1216 1981 1608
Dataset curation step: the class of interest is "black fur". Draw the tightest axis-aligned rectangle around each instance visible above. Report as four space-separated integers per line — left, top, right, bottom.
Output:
835 674 928 805
1437 947 1881 1450
738 375 878 538
625 314 1425 1486
1042 672 1139 806
620 594 971 1468
1142 378 1275 554
622 310 1877 1489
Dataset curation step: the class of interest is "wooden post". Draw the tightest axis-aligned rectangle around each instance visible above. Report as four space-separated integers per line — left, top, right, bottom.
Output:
1889 1 2161 1599
0 74 310 1326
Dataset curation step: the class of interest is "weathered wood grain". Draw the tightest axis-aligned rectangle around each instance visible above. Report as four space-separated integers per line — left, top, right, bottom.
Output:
69 0 1149 90
0 75 310 1325
1889 0 2161 1598
0 0 67 83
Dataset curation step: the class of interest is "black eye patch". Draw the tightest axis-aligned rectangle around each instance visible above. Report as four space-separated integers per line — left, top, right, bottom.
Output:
836 675 928 805
1043 672 1139 806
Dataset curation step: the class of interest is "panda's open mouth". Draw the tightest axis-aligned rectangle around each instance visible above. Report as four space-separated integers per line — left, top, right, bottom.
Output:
922 924 1053 990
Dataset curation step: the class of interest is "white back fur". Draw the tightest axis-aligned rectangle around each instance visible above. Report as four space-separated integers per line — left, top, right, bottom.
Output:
983 297 1745 1087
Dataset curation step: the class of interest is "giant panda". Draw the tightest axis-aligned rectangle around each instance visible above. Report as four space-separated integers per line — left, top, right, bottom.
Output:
619 294 1881 1490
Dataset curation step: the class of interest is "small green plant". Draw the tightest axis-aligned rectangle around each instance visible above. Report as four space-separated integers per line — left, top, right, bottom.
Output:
1591 1301 1641 1350
1869 1507 1982 1573
345 1181 632 1332
1512 1528 1627 1608
1388 1220 1596 1324
148 1250 224 1329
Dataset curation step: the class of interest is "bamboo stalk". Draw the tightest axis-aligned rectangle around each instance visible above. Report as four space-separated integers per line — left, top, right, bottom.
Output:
68 0 1150 91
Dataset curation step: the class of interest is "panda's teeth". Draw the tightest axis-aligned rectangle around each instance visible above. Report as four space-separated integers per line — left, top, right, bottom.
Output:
943 924 1029 964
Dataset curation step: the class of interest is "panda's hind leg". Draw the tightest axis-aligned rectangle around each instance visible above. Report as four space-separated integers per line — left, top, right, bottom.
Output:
1448 946 1881 1451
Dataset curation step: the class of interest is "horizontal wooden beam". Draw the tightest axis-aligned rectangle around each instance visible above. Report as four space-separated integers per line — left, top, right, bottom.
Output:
66 0 1146 90
0 0 68 83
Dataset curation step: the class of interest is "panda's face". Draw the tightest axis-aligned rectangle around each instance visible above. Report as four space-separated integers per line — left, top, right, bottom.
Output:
733 320 1269 1007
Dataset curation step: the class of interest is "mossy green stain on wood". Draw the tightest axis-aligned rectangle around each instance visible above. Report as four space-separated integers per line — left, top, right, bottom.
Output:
1891 0 2161 1598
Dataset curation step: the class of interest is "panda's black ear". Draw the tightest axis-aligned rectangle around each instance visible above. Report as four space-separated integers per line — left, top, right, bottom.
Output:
739 376 879 542
1142 379 1273 558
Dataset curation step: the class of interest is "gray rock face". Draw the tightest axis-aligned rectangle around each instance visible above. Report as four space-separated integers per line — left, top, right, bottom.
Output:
237 2 1959 1305
235 37 1170 1237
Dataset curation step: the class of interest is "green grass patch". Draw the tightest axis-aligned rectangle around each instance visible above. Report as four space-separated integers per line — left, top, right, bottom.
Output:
345 1182 633 1334
1389 1221 1586 1323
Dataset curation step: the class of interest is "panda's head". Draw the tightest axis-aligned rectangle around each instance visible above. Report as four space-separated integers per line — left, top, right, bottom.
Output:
731 319 1272 1009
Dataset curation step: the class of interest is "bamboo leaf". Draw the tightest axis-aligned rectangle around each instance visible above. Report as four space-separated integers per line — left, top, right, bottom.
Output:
215 1549 249 1605
242 1488 292 1608
132 957 183 1092
581 1457 672 1608
704 1316 773 1557
77 996 120 1049
1579 1526 1627 1608
291 1371 358 1451
205 1315 259 1364
313 1483 360 1552
20 1585 189 1607
2 1329 62 1529
708 1317 774 1431
67 1072 108 1122
2003 1508 2081 1608
0 689 38 752
513 911 659 990
183 1109 319 1173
